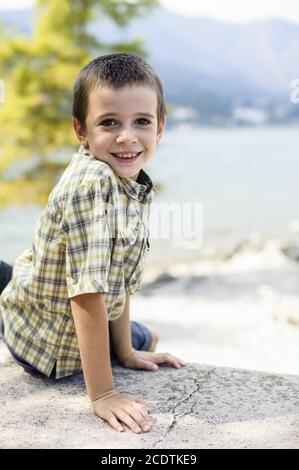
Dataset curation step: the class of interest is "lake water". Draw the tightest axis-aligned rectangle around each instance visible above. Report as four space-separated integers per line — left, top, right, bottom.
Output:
148 124 299 239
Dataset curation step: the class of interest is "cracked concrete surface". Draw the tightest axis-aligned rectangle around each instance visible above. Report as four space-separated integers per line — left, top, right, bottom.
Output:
0 341 299 449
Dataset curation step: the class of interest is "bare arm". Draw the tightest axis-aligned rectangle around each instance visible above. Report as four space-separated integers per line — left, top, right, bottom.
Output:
70 292 152 434
70 292 114 401
109 294 134 362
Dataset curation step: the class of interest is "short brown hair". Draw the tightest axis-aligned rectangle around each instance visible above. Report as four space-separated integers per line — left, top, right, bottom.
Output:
72 53 167 130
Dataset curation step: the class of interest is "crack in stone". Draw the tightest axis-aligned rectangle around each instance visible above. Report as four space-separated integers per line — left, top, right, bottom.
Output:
151 367 216 448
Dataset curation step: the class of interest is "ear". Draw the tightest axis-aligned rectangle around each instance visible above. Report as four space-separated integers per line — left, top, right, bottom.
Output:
72 117 88 148
156 116 166 144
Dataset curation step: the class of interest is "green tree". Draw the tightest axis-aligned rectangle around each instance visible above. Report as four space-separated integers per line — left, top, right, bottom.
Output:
0 0 158 207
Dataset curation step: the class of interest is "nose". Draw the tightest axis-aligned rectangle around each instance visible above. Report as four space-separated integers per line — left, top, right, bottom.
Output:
115 126 137 145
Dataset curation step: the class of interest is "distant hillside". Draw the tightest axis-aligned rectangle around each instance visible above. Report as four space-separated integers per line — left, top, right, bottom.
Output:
0 8 33 35
1 6 299 125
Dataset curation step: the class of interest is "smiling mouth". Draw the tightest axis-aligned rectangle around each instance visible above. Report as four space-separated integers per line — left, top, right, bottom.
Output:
110 151 143 162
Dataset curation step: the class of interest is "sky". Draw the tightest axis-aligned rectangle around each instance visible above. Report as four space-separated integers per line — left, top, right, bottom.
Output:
1 0 299 24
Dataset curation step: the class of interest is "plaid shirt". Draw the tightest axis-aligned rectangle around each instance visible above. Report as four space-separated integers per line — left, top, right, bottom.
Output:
0 145 156 378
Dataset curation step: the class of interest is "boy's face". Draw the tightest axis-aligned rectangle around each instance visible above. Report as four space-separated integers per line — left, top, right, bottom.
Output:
73 84 165 181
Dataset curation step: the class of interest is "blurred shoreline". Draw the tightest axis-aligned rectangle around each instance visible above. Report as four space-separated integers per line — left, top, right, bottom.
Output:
136 234 299 377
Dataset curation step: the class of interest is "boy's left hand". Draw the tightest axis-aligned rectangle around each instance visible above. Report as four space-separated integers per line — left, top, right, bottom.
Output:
118 349 187 371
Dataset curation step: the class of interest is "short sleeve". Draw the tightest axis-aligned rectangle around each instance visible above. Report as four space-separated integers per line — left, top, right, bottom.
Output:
62 181 111 298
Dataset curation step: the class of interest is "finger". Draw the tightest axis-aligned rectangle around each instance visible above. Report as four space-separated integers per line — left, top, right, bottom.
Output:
135 360 159 371
173 356 188 367
172 356 186 368
144 361 159 371
122 396 152 423
168 354 187 366
128 408 152 432
133 401 151 420
127 395 150 417
106 414 125 433
116 410 143 434
154 354 182 368
179 359 188 366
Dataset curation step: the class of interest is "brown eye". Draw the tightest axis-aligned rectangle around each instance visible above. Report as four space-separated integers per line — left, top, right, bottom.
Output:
136 118 150 125
100 119 117 127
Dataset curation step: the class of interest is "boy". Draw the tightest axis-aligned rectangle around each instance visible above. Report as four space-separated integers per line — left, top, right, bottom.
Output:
0 53 186 434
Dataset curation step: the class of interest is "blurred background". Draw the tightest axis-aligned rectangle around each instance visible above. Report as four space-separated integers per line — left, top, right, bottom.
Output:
1 0 299 375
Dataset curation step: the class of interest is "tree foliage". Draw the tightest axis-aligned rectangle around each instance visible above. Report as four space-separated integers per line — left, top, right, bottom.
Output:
0 0 158 207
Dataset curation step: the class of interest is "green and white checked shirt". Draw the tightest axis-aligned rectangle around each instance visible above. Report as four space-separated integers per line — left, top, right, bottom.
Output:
0 145 156 379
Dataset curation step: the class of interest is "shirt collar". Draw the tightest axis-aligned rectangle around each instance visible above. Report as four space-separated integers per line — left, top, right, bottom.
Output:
118 168 154 201
77 145 158 201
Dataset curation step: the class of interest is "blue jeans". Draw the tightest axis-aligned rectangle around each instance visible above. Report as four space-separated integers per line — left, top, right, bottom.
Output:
0 259 153 378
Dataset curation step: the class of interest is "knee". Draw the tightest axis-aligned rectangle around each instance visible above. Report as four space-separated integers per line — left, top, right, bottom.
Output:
152 330 160 343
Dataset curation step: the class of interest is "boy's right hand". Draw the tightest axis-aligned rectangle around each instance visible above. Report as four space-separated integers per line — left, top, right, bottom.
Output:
91 389 152 433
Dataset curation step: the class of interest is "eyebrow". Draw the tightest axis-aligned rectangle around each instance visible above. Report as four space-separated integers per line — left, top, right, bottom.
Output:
95 112 155 120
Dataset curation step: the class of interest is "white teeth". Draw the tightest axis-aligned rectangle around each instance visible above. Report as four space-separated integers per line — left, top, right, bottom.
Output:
113 153 139 159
